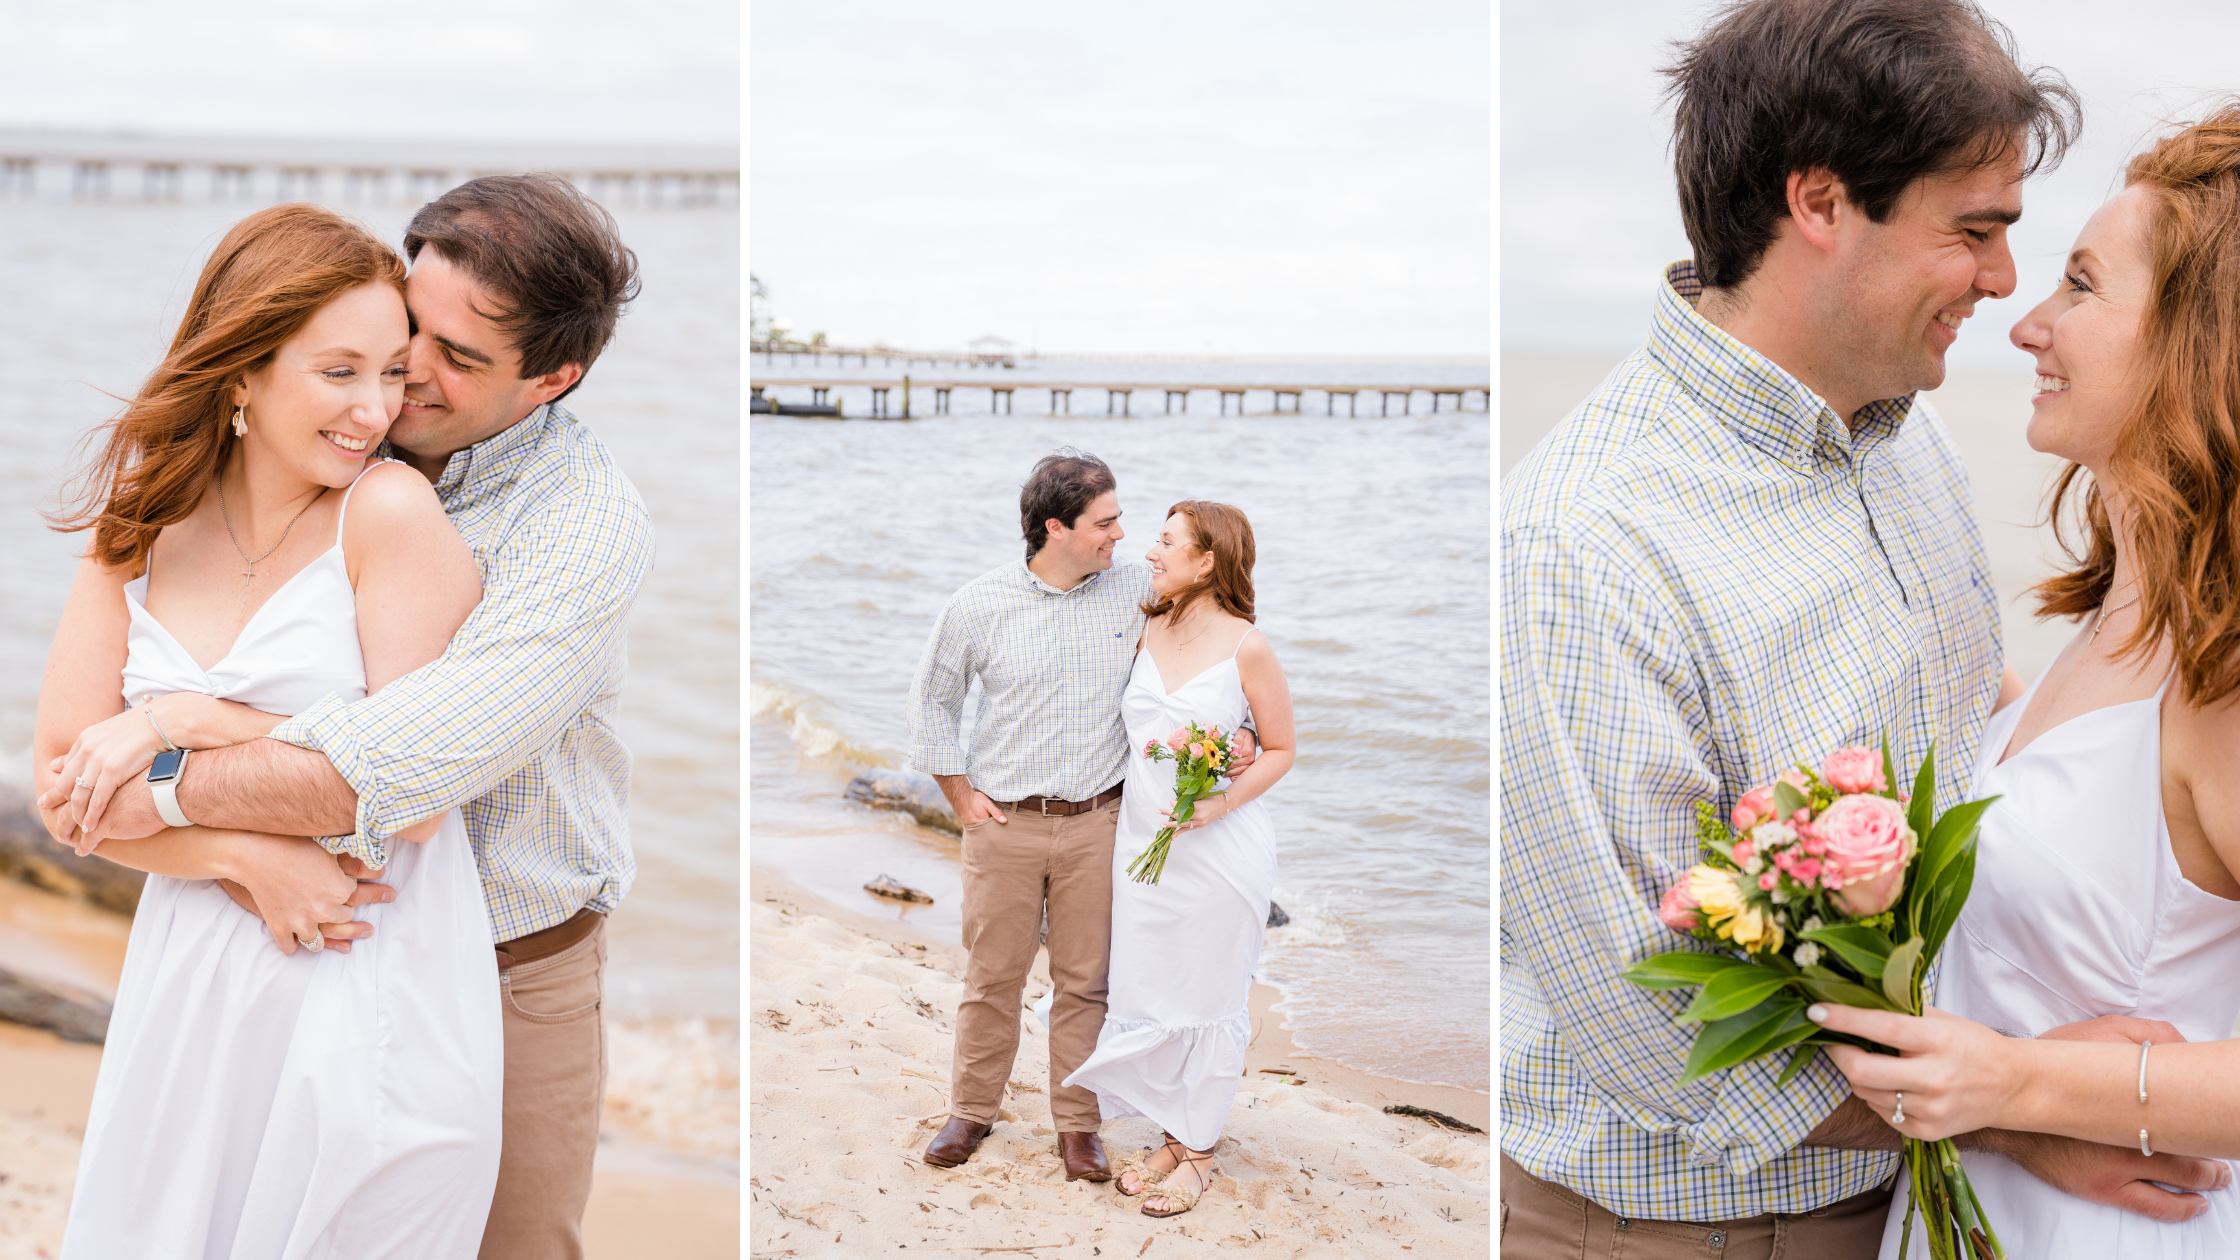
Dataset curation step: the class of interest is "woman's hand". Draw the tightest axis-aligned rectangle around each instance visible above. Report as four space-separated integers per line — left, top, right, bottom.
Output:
227 833 391 956
44 702 172 852
1809 1002 2033 1140
1164 793 1231 833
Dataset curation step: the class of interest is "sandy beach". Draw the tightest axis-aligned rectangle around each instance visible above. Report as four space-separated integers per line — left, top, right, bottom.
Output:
0 876 737 1259
749 867 1490 1258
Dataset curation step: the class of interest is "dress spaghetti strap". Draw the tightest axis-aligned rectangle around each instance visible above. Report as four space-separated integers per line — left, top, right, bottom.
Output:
1228 625 1261 660
333 458 395 560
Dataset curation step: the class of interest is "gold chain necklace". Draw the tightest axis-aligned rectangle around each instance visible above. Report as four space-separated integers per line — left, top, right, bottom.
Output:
217 471 323 585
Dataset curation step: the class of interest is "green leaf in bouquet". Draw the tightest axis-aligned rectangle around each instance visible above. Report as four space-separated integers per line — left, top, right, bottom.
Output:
1678 992 1809 1086
1773 779 1810 821
1918 846 1977 963
1679 965 1796 1023
1907 744 1937 841
1775 1039 1831 1087
1624 950 1756 990
1881 735 1901 803
1791 972 1901 1012
1881 935 1926 1013
1798 924 1895 978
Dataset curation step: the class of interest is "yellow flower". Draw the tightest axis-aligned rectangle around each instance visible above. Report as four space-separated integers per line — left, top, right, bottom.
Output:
1727 904 1783 953
1687 865 1743 921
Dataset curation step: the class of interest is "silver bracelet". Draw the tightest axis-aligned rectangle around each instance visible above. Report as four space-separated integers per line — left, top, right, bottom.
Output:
2139 1039 2152 1156
141 698 179 752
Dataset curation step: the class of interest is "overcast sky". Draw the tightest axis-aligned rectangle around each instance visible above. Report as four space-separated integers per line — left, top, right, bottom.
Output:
0 0 737 145
1503 0 2240 370
751 0 1490 356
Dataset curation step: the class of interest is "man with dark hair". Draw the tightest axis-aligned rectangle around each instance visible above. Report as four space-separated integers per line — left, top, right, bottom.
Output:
75 173 653 1259
907 448 1250 1180
1500 1 2228 1254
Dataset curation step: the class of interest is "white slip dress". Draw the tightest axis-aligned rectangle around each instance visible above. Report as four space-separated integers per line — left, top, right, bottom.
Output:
1878 665 2240 1258
1062 627 1278 1152
63 463 503 1260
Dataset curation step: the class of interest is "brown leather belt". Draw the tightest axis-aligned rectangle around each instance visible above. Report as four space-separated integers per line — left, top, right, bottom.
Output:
494 907 603 970
996 783 1123 818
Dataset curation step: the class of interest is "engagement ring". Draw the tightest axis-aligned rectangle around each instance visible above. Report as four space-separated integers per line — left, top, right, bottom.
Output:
300 929 324 953
1891 1092 1905 1126
75 775 92 789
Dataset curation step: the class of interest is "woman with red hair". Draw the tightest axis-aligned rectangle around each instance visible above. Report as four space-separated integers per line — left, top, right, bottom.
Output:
34 204 499 1255
1062 499 1296 1219
1811 103 2240 1254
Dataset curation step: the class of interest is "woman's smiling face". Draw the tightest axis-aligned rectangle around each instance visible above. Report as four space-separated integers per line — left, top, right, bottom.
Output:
2009 183 2157 474
231 281 409 488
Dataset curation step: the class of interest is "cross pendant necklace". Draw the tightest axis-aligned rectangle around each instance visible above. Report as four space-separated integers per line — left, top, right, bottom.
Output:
218 469 321 586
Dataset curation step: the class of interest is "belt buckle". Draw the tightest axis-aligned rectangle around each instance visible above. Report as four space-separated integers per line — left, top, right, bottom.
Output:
1040 796 1057 817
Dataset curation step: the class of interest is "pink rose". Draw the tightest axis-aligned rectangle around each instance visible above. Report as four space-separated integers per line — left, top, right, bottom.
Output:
1758 872 1778 891
1822 747 1889 795
1817 793 1917 915
1733 837 1756 868
1165 729 1190 751
1732 786 1776 831
1657 881 1699 930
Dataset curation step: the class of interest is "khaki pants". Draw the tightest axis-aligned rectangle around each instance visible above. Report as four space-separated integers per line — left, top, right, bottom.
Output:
1500 1154 1892 1259
480 916 609 1260
950 794 1120 1132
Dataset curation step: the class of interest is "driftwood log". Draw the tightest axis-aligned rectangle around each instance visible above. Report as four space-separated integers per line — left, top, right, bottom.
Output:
0 782 143 915
846 768 1290 928
0 969 110 1043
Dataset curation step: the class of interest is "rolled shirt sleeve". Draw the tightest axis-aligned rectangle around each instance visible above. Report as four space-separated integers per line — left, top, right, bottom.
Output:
269 493 654 869
1501 525 1854 1181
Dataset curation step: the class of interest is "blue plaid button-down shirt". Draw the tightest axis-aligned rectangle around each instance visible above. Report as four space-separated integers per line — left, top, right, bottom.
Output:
908 560 1152 803
271 403 653 943
1499 262 2001 1218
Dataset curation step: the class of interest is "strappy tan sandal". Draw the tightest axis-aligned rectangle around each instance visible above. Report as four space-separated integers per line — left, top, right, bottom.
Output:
1116 1134 1188 1198
1140 1150 1215 1217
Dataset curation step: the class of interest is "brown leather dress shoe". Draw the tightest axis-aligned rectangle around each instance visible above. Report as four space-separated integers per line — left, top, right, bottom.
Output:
1059 1131 1111 1182
922 1116 991 1168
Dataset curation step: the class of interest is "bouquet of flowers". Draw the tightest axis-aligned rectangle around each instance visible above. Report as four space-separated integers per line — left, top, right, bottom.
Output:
1621 742 2000 1260
1129 721 1232 885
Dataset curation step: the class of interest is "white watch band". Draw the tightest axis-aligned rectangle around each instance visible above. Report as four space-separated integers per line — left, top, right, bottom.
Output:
152 750 192 829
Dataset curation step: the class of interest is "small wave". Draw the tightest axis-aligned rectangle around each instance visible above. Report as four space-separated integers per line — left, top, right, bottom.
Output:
1263 888 1352 948
603 1016 740 1159
0 746 29 789
749 678 895 768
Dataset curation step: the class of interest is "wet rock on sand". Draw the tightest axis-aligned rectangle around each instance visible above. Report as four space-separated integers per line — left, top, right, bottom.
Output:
0 783 144 916
845 768 958 835
864 873 934 904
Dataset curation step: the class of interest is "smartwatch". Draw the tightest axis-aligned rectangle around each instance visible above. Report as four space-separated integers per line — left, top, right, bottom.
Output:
148 748 193 828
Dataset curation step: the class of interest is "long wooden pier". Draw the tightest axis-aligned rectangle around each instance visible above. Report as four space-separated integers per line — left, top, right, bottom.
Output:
0 129 738 210
751 378 1487 419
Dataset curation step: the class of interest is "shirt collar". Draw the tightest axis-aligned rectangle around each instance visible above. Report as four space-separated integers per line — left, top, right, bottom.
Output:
423 402 562 500
1648 260 1915 472
1017 558 1105 597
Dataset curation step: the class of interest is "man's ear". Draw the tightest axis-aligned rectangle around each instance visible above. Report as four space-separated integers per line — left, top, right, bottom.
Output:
1044 516 1069 543
1786 167 1851 252
521 362 584 409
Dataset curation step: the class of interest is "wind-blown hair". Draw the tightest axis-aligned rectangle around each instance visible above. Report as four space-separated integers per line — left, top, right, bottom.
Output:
1140 501 1256 628
2036 101 2240 706
52 204 406 570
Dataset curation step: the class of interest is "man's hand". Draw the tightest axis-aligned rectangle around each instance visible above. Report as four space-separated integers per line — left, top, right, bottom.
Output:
933 773 1007 827
2039 1015 2183 1047
1226 728 1259 775
217 854 391 955
1801 1094 1904 1151
226 833 391 955
1980 1129 2229 1222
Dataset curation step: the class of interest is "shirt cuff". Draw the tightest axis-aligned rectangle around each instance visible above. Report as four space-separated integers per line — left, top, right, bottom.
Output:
1685 1050 1853 1177
265 691 391 869
911 744 969 777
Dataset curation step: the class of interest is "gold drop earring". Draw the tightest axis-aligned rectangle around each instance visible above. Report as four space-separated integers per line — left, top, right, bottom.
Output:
232 406 247 437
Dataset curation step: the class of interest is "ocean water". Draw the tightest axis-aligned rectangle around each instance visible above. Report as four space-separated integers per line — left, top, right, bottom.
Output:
0 197 738 1163
748 402 1491 1092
